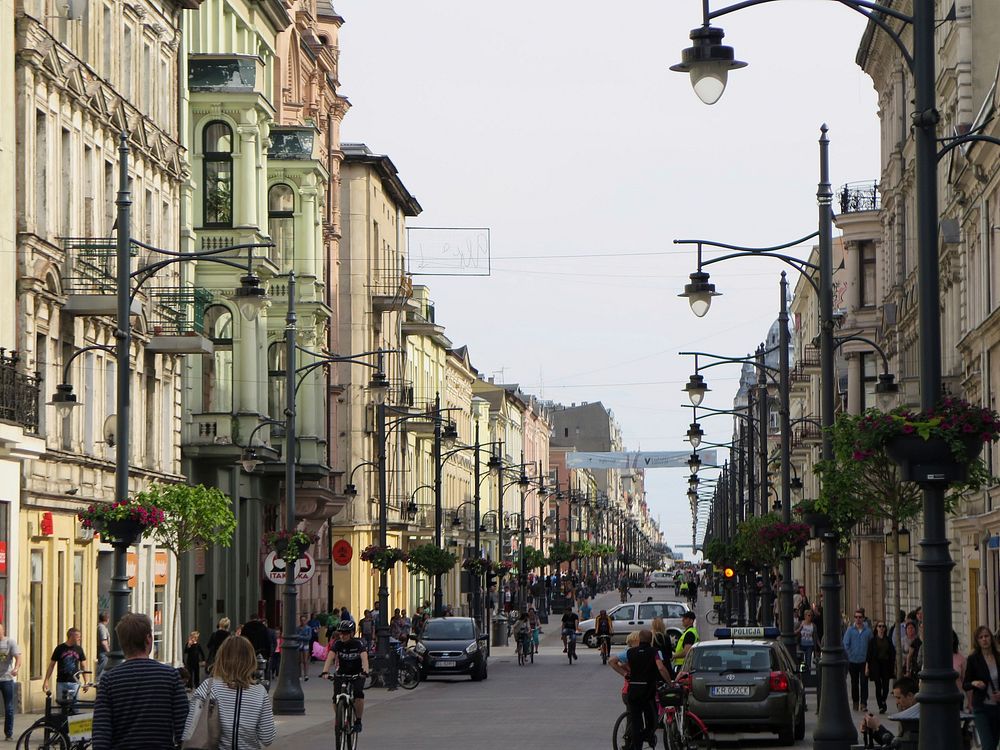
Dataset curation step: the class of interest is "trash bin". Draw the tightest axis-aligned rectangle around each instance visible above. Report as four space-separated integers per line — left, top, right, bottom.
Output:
491 619 508 647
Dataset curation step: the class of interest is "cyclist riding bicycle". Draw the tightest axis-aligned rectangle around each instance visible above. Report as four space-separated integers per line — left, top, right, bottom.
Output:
561 608 580 658
512 613 531 656
595 609 614 658
319 621 369 734
526 607 542 652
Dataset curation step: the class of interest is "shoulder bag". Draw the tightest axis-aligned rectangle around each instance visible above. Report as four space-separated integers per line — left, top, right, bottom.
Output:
182 678 222 750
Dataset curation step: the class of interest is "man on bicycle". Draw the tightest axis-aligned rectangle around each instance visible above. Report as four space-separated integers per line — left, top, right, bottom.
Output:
319 621 369 734
595 609 614 659
511 613 531 657
561 608 580 657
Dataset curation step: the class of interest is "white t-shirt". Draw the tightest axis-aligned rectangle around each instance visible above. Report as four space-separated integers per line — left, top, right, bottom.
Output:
0 638 21 681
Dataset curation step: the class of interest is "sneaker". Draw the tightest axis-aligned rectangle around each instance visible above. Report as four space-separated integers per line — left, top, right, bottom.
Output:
563 647 567 653
304 676 309 682
354 721 363 734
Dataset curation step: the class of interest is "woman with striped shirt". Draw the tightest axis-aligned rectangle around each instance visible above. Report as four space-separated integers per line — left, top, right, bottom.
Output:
185 635 275 749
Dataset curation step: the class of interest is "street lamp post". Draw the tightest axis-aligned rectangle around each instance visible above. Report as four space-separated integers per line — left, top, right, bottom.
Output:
58 136 271 675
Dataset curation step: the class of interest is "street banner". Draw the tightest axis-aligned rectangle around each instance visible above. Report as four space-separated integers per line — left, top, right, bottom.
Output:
565 450 717 470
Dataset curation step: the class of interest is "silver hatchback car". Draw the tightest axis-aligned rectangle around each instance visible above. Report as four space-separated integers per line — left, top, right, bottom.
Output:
679 627 805 746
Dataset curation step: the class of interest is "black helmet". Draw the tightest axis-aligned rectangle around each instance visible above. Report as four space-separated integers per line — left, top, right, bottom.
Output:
337 620 356 633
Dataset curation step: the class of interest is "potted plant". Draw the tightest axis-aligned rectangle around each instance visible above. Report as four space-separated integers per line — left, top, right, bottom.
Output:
261 530 319 564
792 498 832 533
78 498 167 545
359 544 409 572
405 544 458 578
857 398 1000 484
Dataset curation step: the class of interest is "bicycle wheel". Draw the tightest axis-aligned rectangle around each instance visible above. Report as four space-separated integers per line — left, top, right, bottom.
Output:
568 639 576 665
398 664 419 690
345 702 358 750
17 721 70 750
705 609 719 625
529 643 534 664
679 711 709 749
612 710 630 750
334 699 348 750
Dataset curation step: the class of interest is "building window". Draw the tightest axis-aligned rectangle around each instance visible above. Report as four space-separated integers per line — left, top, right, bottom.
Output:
29 551 43 678
73 553 83 629
860 352 877 411
203 122 233 227
860 241 877 307
268 343 286 425
267 184 295 270
203 306 233 412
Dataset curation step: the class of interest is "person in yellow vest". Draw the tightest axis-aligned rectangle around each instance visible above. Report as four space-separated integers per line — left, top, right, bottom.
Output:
673 610 700 670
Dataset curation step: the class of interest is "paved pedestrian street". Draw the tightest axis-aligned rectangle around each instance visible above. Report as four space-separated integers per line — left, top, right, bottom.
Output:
268 590 817 749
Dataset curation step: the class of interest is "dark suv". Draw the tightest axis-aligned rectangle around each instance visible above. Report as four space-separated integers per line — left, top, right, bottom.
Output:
412 617 488 681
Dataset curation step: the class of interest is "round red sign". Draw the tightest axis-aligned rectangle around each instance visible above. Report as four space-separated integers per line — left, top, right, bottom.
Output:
332 540 353 566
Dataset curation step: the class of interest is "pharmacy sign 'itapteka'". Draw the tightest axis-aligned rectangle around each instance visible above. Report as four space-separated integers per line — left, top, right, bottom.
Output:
263 551 316 585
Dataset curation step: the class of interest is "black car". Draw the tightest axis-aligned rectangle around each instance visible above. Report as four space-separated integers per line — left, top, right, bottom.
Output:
412 617 488 681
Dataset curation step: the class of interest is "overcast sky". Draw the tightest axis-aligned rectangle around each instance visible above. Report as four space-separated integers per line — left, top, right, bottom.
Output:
335 0 880 557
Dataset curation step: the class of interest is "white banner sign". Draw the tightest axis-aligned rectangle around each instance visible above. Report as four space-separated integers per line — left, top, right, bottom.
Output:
565 450 717 470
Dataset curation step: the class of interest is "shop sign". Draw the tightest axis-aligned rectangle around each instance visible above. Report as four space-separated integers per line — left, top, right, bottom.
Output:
154 552 168 585
127 553 137 588
0 541 7 575
263 551 316 585
332 540 352 566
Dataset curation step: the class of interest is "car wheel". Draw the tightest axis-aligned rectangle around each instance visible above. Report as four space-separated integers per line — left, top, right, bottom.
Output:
482 661 488 680
794 704 806 741
471 661 485 681
777 718 795 746
584 630 598 649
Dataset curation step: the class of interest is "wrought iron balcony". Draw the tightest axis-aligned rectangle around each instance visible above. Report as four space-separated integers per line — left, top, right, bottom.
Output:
839 181 880 214
0 350 41 434
369 271 413 312
854 514 885 540
188 54 261 94
149 286 214 336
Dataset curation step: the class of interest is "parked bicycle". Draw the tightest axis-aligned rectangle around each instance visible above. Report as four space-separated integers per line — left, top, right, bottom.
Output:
325 671 367 750
705 605 721 626
18 671 96 750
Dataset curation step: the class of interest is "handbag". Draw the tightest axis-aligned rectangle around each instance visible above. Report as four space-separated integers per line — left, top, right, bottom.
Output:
182 679 222 750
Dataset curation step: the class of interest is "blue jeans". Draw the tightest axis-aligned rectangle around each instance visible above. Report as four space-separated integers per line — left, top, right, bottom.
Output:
800 644 814 676
55 681 79 708
0 680 13 738
975 705 1000 750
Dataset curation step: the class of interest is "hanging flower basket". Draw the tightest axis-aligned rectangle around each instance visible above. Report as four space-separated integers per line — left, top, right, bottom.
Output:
758 520 811 559
491 559 513 577
462 557 492 577
359 544 408 572
857 398 1000 485
78 499 166 545
262 530 319 564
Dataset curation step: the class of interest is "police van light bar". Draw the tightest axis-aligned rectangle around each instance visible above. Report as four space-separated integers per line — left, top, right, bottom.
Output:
713 627 780 639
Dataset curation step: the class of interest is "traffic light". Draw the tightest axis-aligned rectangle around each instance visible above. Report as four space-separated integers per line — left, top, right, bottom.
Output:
723 566 735 580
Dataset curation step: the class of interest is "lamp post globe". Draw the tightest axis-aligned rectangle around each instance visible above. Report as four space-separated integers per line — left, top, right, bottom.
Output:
441 421 459 451
679 270 720 317
684 374 710 407
234 273 268 321
874 373 900 412
669 25 746 105
48 382 79 419
366 370 390 406
687 421 704 448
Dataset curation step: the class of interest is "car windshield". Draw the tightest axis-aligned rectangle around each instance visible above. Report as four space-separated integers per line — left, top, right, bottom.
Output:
689 646 774 672
422 621 476 640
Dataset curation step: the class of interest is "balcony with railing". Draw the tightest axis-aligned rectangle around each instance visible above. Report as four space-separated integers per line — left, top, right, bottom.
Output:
188 54 266 97
61 237 143 316
369 269 413 313
0 350 40 434
147 286 215 354
839 181 880 214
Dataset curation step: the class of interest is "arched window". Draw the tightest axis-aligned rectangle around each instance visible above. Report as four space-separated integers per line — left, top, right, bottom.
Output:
203 305 233 412
268 184 295 269
203 122 233 227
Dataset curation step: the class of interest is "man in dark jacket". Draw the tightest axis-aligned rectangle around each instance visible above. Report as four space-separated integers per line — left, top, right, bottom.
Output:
240 615 271 660
859 676 918 748
610 629 672 750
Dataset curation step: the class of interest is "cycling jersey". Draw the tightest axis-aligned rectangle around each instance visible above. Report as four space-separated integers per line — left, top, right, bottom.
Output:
331 638 365 675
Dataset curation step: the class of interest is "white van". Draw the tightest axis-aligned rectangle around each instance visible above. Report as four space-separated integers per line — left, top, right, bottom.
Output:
647 570 673 588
